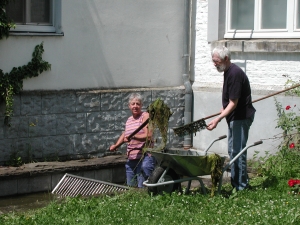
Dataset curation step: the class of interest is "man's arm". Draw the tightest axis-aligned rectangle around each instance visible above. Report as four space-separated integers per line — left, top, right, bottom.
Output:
206 99 238 130
109 132 125 151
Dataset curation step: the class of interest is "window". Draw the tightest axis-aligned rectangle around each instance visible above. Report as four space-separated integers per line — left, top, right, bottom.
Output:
225 0 300 39
5 0 62 34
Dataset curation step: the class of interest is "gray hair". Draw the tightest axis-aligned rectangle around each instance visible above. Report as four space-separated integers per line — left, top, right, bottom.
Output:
212 46 231 60
128 93 143 104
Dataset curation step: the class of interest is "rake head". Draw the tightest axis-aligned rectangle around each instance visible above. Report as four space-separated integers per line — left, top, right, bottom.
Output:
173 119 207 136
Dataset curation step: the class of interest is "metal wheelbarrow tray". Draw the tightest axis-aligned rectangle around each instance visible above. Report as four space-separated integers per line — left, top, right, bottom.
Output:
143 135 263 195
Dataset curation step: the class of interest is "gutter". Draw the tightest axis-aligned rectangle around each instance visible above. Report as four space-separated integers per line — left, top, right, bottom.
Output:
182 0 193 149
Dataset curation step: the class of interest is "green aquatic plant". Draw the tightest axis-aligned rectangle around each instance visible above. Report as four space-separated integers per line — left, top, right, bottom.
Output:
144 98 172 151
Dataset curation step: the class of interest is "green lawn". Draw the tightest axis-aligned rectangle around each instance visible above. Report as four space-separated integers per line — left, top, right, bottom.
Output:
0 176 299 225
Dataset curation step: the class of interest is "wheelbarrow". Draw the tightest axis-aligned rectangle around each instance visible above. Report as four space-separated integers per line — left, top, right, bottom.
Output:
143 135 263 195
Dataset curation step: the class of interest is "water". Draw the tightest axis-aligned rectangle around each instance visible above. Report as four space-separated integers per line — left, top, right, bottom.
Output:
0 192 59 214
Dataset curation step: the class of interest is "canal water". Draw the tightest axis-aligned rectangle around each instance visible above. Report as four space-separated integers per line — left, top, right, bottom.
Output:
0 192 59 214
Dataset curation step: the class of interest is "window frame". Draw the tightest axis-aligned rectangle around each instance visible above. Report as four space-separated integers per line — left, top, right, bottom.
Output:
9 0 62 34
224 0 300 39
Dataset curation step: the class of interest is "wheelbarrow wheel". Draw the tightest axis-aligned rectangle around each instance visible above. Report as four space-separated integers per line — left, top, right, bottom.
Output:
147 166 181 195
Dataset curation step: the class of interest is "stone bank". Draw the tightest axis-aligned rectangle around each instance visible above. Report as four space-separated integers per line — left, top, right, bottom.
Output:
0 154 127 197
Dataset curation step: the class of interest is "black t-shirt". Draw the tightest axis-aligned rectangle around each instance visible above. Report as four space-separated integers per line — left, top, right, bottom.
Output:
222 63 256 123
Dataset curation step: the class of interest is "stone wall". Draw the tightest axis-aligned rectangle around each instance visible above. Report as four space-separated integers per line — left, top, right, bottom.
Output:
0 88 185 165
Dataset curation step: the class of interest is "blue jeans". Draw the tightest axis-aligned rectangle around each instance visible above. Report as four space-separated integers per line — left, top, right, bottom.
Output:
125 159 144 188
141 154 156 179
125 154 156 188
228 115 254 191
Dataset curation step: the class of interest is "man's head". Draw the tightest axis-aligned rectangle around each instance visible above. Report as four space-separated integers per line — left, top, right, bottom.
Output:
211 46 231 73
128 93 143 117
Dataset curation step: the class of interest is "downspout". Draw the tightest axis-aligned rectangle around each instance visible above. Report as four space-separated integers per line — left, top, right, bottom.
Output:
183 0 193 149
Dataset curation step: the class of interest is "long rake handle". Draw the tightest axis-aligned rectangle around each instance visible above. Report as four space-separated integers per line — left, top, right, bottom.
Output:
252 83 300 103
195 83 300 123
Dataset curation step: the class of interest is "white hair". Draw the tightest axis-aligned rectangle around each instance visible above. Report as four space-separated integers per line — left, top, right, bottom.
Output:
212 46 231 60
128 93 143 104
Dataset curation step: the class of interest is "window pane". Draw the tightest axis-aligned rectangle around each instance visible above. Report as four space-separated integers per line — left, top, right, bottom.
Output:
30 0 51 24
231 0 254 30
5 0 25 23
261 0 287 29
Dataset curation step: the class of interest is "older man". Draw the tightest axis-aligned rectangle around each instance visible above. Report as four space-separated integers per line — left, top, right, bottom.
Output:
207 46 256 191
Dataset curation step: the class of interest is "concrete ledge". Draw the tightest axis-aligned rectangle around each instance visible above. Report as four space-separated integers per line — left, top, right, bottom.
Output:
211 39 300 53
0 155 127 197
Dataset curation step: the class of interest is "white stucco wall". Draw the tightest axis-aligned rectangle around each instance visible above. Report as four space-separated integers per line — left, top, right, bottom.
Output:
0 0 186 90
193 0 300 158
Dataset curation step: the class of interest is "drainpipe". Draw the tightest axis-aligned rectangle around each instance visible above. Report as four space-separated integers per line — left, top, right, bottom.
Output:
183 0 193 149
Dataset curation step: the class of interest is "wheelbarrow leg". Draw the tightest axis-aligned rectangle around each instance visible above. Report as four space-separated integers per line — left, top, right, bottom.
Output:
184 178 207 195
217 140 263 194
185 181 192 194
198 178 207 194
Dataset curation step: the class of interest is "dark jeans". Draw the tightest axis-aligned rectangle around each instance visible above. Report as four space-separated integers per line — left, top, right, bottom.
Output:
228 115 254 190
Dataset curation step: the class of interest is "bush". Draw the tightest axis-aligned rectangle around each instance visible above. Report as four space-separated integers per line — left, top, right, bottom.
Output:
256 81 300 179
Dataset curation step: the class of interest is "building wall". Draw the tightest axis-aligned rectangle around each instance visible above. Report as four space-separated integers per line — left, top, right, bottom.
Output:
0 1 190 164
0 0 185 90
193 0 300 157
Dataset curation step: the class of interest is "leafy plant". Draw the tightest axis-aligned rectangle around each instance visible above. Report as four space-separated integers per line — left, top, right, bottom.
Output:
5 151 23 167
0 42 51 126
254 81 300 179
275 99 300 147
248 150 270 176
0 0 15 39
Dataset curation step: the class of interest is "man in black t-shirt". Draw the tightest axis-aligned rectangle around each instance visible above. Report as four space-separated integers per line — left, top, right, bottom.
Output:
207 46 256 191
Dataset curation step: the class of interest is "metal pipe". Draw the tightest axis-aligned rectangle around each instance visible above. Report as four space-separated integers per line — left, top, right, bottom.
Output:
183 0 193 149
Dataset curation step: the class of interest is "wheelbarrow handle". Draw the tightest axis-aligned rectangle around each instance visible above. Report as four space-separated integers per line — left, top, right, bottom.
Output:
253 140 263 146
226 140 263 168
204 135 227 154
218 135 227 140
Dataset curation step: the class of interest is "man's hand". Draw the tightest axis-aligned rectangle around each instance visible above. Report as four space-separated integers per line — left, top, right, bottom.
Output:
109 145 117 151
206 117 221 130
124 136 131 143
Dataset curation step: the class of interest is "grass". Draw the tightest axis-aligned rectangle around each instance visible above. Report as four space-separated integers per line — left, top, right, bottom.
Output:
0 176 299 225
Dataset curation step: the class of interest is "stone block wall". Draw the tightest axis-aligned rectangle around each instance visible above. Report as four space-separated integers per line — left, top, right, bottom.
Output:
0 88 185 165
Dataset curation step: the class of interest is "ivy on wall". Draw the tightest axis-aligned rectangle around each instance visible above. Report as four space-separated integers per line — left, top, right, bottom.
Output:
0 1 51 126
0 0 14 39
0 43 51 125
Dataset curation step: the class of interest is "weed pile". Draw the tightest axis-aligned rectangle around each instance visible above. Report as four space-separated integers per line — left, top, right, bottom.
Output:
144 98 172 152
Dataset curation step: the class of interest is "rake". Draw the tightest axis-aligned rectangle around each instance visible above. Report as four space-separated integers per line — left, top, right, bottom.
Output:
173 83 300 136
52 173 129 197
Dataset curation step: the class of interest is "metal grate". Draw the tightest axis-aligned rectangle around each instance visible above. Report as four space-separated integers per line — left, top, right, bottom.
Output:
52 173 129 197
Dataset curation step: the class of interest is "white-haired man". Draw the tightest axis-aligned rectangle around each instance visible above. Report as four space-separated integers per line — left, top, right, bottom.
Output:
207 46 256 191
